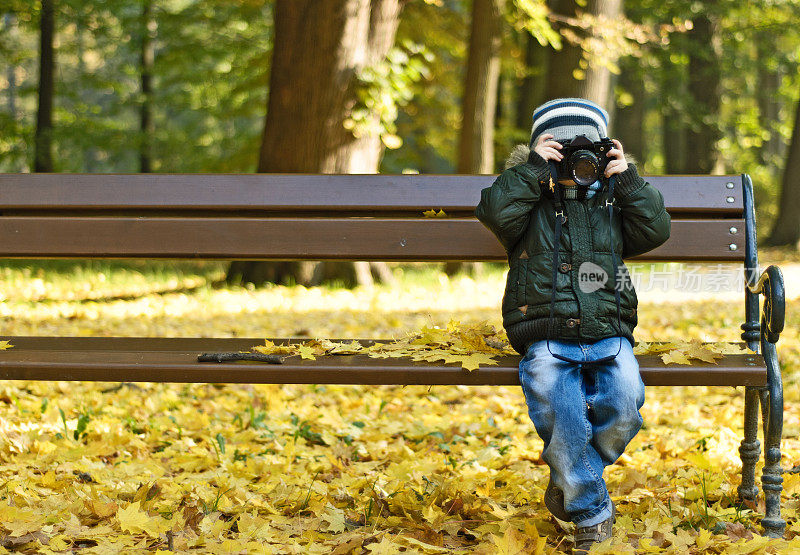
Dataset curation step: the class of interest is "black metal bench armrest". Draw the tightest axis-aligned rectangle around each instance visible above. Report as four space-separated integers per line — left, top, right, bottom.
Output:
746 265 785 344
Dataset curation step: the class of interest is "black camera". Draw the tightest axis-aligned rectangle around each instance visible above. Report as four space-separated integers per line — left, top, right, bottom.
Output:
554 134 615 188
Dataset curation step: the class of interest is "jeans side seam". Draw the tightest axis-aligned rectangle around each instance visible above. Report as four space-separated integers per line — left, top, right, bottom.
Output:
577 381 607 516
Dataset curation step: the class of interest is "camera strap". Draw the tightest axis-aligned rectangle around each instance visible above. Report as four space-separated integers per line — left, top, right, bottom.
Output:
544 160 623 365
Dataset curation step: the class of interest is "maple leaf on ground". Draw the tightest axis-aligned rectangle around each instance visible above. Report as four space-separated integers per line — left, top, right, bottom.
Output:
422 209 447 218
0 340 13 350
366 535 401 554
117 501 151 534
492 526 539 555
320 503 346 533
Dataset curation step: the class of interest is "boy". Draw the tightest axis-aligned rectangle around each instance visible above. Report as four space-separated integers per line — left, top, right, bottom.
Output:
474 98 671 553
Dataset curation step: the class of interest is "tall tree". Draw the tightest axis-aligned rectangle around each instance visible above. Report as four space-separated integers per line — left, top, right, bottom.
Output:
543 0 581 99
614 55 647 165
580 0 622 110
445 0 505 278
458 0 505 174
660 64 689 174
765 92 800 247
34 0 55 172
544 0 621 109
227 0 406 287
755 28 785 167
514 30 549 131
684 3 722 174
4 14 18 122
140 0 155 173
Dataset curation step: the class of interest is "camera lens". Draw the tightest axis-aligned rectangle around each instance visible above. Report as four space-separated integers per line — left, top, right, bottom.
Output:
570 150 600 186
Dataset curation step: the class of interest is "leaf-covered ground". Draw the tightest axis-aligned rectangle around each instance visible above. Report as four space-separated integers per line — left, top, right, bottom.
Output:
1 258 800 553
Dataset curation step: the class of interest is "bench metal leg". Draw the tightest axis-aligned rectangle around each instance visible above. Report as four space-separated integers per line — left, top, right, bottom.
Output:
737 386 761 504
759 340 785 538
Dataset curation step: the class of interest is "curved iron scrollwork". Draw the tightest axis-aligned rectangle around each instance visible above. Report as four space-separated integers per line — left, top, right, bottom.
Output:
745 265 785 344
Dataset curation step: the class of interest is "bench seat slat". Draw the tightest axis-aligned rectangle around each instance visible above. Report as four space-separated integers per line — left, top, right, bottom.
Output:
0 338 765 387
0 217 746 261
0 174 744 214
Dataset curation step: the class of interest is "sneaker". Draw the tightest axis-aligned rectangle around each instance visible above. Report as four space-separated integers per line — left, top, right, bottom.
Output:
544 480 571 521
572 501 616 555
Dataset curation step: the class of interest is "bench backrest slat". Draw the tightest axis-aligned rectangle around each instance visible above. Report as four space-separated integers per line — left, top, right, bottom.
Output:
0 216 745 261
0 174 744 215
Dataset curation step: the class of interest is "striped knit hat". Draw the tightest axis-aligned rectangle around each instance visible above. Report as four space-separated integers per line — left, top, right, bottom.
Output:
529 97 609 148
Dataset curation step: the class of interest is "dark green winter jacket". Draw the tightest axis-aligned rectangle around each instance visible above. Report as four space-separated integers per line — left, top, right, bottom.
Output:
475 145 671 355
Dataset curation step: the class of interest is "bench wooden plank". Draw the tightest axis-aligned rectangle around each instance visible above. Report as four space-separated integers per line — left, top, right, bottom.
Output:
0 174 744 215
0 217 745 261
0 337 765 387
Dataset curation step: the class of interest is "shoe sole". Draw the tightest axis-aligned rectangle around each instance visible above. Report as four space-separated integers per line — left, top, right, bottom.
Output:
544 481 571 521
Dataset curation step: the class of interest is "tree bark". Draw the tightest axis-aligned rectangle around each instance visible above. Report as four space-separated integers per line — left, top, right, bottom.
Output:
446 0 504 278
458 0 505 175
659 51 688 174
227 0 405 288
34 0 55 173
756 29 785 167
544 0 620 110
515 31 549 131
765 92 800 247
140 0 155 173
580 0 621 110
544 0 582 100
684 7 722 174
615 56 646 166
4 14 17 121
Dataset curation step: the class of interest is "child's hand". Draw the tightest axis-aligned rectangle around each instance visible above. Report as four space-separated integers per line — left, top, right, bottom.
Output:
533 133 563 162
605 139 629 177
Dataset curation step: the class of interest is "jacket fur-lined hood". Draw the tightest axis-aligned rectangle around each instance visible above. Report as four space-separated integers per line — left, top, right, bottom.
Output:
504 143 637 170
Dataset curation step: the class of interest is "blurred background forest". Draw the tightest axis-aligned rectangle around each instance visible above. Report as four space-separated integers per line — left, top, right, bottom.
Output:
1 0 799 283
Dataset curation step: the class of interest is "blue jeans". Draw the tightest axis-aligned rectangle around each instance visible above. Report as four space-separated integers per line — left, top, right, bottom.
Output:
518 336 645 527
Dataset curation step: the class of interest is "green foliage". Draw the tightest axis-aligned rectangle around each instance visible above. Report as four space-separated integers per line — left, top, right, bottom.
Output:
0 0 272 172
345 39 434 150
509 0 561 48
0 0 797 236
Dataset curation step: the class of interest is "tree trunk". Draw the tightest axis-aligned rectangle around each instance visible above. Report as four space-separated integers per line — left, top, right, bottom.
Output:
684 7 722 174
34 0 55 173
615 56 646 166
756 29 784 167
581 0 621 110
140 0 155 173
544 0 620 108
514 31 549 131
227 0 405 288
544 0 582 100
74 10 101 172
446 0 504 278
4 14 17 122
765 92 800 248
458 0 505 174
660 53 688 174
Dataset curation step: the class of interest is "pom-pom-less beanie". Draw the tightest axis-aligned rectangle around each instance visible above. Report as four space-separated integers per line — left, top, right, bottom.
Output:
529 97 609 148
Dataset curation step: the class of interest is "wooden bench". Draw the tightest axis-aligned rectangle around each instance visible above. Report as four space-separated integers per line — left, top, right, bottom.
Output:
0 172 786 536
